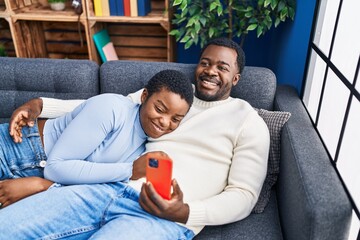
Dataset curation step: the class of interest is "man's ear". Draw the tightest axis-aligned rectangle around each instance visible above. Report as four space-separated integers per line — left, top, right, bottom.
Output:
232 73 241 86
140 88 148 104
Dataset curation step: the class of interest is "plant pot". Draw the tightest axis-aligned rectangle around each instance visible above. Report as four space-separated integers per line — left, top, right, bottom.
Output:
50 2 65 11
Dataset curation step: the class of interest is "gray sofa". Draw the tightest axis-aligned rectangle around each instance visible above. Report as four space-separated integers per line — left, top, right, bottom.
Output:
0 57 352 239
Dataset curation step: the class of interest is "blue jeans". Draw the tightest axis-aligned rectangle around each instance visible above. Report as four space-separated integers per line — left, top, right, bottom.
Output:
0 122 47 180
0 182 194 239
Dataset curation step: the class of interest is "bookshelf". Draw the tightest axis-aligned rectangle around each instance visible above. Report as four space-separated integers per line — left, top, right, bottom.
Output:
0 0 174 63
86 0 174 63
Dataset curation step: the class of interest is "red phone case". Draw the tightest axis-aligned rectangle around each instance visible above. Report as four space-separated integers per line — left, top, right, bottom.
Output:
146 153 173 200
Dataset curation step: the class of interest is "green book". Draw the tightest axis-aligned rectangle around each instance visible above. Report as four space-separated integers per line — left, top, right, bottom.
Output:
93 29 118 63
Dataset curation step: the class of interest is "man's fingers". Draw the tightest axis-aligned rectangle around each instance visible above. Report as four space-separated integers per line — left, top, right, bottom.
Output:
171 179 183 199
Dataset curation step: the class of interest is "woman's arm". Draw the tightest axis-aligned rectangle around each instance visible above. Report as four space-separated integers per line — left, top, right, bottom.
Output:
0 177 53 208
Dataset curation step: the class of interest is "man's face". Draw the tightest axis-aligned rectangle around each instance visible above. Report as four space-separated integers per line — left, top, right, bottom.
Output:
195 45 240 101
139 88 190 138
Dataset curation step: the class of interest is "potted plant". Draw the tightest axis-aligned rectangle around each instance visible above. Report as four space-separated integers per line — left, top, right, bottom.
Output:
170 0 296 49
48 0 66 11
0 43 7 57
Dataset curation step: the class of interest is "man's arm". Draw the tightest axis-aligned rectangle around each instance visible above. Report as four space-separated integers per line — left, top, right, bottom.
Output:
9 97 85 143
39 97 85 118
9 98 43 143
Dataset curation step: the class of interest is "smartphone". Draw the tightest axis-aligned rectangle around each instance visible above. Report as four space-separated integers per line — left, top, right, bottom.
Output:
146 153 173 200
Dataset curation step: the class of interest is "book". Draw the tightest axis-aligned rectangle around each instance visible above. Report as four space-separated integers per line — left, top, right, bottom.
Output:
102 42 118 61
123 0 130 16
137 0 150 16
101 0 110 16
109 0 117 16
94 0 103 16
130 0 138 16
116 0 124 15
93 29 118 63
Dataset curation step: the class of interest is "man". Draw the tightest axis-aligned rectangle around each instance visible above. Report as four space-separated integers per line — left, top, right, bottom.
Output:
1 38 269 239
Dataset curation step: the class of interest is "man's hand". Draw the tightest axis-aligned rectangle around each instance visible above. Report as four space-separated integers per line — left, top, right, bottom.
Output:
0 177 53 208
139 179 189 224
9 98 43 143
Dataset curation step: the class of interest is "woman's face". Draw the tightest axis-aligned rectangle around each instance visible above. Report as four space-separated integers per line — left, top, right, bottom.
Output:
139 88 190 138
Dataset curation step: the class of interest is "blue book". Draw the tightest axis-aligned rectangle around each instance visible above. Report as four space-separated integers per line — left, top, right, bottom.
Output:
137 0 150 16
109 0 117 16
116 0 124 16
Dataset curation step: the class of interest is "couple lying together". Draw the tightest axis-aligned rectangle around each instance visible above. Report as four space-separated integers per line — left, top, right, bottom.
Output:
0 37 270 239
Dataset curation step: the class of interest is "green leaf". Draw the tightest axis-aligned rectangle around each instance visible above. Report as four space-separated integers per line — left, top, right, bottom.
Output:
217 4 223 16
184 39 194 49
195 21 201 33
264 0 271 7
180 35 190 43
257 25 263 37
209 27 215 38
247 23 258 31
274 17 280 27
199 16 207 26
271 0 277 10
169 29 179 36
245 12 252 18
210 2 217 11
278 1 285 11
172 0 182 6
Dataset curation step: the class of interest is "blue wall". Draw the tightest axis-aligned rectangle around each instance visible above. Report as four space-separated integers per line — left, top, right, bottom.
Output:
175 1 317 95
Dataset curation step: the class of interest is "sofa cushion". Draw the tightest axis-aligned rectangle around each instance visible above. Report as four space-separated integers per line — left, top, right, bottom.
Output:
195 189 283 239
252 109 291 213
100 60 276 110
0 57 100 123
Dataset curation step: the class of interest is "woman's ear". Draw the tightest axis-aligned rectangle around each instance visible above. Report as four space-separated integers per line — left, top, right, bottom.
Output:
140 88 148 104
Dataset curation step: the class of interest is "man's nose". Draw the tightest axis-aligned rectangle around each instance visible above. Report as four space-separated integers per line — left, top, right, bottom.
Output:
204 65 218 76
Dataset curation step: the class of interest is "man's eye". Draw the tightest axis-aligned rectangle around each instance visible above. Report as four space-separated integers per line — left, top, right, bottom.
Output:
218 66 228 71
200 62 209 67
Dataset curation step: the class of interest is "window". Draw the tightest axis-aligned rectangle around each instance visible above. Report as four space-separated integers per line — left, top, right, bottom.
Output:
303 0 360 239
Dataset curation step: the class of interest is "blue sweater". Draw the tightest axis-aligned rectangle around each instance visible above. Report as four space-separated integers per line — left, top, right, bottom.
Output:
43 94 147 185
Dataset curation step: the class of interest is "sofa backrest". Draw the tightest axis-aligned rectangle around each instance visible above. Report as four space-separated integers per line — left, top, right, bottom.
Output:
0 57 99 123
100 60 276 110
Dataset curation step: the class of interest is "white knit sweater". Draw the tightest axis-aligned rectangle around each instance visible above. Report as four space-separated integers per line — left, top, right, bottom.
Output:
41 93 270 235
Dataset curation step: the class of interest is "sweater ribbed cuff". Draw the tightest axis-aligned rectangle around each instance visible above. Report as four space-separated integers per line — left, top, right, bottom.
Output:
40 97 85 118
186 201 207 226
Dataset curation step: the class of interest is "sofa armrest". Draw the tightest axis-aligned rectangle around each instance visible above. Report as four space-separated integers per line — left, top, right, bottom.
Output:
274 85 352 240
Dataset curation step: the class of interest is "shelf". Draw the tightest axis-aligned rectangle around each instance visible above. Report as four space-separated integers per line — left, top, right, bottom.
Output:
2 0 174 63
88 13 168 24
12 5 86 22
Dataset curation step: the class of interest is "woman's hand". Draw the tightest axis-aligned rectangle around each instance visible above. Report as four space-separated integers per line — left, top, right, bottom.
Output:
131 151 169 180
0 177 53 208
9 98 43 143
139 179 189 224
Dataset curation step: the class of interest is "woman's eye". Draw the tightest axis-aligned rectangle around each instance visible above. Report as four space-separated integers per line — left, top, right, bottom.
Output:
155 106 163 113
172 118 181 123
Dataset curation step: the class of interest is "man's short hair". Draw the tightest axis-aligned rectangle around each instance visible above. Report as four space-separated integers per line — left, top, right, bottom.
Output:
201 37 246 74
145 69 194 107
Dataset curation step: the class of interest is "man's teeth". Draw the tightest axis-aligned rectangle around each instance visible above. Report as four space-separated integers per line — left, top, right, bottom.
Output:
203 80 217 86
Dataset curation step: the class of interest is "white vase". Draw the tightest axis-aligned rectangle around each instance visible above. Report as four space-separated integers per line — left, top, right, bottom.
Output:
50 2 65 11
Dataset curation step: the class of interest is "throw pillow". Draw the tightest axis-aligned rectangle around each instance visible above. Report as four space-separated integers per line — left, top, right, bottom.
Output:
252 108 291 213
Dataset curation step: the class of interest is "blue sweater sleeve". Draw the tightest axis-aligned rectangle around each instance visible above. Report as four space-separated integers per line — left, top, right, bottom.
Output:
44 94 136 185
